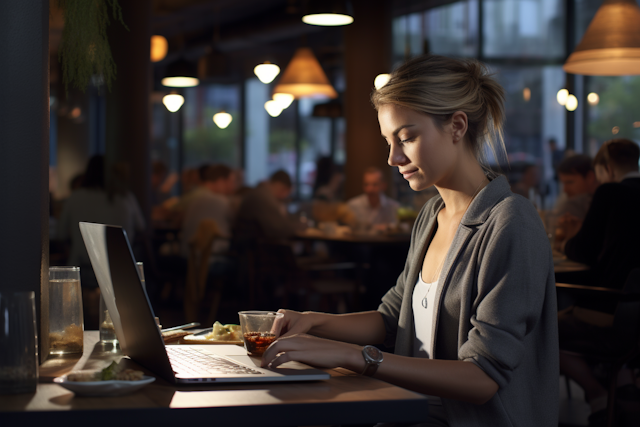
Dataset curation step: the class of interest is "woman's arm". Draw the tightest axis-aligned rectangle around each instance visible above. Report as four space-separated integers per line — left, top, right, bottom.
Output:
262 334 498 404
277 310 387 346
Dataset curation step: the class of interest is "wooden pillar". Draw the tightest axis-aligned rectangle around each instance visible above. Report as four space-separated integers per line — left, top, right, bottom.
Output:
0 0 50 363
105 0 151 221
344 0 392 199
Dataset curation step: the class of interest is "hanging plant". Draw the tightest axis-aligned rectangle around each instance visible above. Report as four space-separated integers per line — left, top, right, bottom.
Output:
57 0 129 93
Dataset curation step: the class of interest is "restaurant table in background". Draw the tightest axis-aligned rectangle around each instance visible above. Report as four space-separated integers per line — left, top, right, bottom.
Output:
295 230 411 310
0 332 428 427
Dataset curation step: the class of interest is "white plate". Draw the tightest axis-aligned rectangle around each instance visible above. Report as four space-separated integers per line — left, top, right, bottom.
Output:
53 374 155 396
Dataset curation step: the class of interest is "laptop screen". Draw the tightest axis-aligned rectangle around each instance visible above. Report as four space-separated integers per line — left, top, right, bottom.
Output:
79 222 175 381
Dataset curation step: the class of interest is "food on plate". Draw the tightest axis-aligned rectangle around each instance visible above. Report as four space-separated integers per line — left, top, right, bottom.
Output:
66 361 144 382
205 321 242 341
161 329 193 343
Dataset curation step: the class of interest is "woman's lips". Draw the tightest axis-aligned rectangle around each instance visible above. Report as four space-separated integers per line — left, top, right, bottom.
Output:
400 169 417 180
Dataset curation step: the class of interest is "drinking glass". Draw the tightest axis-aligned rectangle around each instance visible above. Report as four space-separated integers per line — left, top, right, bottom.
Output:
238 311 284 356
99 261 145 346
49 266 84 355
0 291 39 394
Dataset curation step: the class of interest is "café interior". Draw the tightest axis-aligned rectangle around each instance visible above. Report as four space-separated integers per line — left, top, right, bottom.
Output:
2 0 640 426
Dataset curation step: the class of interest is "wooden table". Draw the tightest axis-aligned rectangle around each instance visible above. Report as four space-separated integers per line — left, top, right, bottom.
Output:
0 332 428 427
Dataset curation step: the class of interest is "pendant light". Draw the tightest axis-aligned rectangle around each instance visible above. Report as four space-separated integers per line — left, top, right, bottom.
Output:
272 47 338 99
213 111 232 129
162 58 199 87
254 61 280 84
162 93 184 112
302 0 354 26
264 100 284 117
273 93 295 109
373 74 391 90
150 35 168 62
563 0 640 76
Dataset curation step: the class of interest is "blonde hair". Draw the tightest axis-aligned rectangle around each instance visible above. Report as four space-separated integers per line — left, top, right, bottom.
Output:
371 55 507 166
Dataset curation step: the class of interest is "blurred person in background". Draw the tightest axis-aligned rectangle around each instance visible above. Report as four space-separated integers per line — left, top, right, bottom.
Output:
57 155 145 328
557 139 640 424
553 155 600 251
561 139 640 291
180 164 235 259
234 169 297 242
346 167 399 232
510 163 540 206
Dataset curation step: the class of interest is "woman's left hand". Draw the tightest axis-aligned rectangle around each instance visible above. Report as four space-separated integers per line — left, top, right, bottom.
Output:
260 333 363 371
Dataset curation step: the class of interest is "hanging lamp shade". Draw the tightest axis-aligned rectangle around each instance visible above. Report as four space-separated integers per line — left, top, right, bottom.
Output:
272 48 338 99
162 58 199 87
254 61 280 84
213 111 232 129
563 0 640 76
302 0 354 26
163 93 184 112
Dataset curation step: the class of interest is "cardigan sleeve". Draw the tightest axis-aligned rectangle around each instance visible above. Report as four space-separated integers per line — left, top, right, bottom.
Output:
458 199 555 389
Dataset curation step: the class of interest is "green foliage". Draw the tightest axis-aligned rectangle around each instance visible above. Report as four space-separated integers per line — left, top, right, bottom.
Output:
588 76 640 144
183 108 240 166
58 0 128 93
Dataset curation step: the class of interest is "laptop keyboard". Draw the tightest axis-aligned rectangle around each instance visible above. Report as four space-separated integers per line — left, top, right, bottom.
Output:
166 346 263 376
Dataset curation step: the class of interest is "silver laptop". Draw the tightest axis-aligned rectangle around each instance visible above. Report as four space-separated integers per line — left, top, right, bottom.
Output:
79 221 330 384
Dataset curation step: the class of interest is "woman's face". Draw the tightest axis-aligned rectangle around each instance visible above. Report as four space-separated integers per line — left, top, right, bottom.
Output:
378 103 457 192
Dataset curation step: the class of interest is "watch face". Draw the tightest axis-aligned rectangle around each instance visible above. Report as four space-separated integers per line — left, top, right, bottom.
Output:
364 345 382 362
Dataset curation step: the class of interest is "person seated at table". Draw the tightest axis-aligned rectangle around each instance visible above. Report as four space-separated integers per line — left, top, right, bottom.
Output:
180 164 236 261
557 140 640 424
560 139 640 293
553 154 600 251
57 155 145 329
262 54 558 427
233 169 297 242
346 167 400 232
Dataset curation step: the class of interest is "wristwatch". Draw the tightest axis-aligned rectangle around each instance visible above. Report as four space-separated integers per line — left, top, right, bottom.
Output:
361 345 384 376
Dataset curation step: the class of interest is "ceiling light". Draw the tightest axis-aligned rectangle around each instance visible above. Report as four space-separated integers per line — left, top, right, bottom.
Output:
254 61 280 84
272 47 338 99
213 111 232 129
273 93 295 109
264 100 283 117
564 0 640 76
374 74 391 90
557 89 569 106
612 126 620 134
523 87 531 102
302 0 354 26
150 35 168 62
587 92 600 105
162 58 199 87
565 94 578 112
163 93 184 112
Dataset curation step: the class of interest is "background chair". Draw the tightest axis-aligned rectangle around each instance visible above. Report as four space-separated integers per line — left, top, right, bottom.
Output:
558 268 640 427
184 219 227 324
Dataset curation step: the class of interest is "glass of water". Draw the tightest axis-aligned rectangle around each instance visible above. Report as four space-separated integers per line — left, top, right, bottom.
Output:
49 266 84 355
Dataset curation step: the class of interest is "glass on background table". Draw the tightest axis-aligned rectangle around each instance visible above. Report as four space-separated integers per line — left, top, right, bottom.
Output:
49 266 84 356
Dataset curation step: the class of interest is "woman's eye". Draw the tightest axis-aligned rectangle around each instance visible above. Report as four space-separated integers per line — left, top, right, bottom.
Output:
400 137 413 143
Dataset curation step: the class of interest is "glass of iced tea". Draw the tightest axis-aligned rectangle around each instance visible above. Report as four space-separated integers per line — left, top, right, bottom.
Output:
238 311 284 357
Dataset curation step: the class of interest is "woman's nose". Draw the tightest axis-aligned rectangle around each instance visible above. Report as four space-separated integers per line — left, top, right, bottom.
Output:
388 143 407 167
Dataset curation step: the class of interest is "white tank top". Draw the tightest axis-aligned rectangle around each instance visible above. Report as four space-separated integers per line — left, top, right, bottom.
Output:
412 271 442 405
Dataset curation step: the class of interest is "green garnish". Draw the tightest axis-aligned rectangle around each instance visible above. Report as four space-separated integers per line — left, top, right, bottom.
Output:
100 361 119 381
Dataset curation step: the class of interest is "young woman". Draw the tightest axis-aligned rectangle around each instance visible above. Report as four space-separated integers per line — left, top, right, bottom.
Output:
262 55 559 427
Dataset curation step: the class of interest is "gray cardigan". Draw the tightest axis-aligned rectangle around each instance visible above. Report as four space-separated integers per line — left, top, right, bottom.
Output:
378 175 559 427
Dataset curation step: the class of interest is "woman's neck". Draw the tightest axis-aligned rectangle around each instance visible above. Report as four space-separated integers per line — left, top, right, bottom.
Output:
435 160 488 217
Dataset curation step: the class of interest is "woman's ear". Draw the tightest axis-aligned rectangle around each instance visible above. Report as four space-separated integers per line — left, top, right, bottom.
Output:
451 111 468 143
